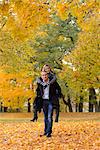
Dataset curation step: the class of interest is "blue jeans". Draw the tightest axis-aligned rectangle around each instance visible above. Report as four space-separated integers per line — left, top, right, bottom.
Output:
43 100 53 135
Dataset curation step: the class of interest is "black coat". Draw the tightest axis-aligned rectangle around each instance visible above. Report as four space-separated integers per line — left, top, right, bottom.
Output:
33 96 42 112
35 81 62 107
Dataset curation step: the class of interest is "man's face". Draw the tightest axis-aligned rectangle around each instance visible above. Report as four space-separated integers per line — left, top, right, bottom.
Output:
41 71 48 82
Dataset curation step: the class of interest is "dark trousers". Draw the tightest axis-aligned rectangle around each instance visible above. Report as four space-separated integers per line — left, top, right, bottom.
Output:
43 100 53 135
54 106 59 122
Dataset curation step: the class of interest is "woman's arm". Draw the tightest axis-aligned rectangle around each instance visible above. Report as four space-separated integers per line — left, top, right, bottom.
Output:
49 73 56 84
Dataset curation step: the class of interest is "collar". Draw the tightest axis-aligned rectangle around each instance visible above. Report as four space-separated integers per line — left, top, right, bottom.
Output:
43 79 49 84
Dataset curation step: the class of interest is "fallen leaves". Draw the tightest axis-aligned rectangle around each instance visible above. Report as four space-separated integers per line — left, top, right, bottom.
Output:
0 121 99 150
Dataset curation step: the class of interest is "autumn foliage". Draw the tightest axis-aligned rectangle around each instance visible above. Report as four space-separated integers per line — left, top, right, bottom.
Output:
0 70 35 108
0 0 99 110
59 0 99 101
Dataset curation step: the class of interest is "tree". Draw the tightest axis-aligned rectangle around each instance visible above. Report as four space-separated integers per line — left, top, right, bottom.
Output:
0 69 36 111
60 0 99 111
30 15 79 69
0 0 52 40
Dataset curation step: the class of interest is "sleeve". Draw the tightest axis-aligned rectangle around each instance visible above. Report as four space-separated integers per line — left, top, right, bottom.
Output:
49 73 56 85
55 82 63 98
36 83 41 97
36 77 47 86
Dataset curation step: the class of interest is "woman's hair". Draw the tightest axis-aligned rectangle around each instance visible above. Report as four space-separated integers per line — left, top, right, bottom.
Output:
41 64 52 72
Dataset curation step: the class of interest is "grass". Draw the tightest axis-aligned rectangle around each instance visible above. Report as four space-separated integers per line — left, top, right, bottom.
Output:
0 112 100 122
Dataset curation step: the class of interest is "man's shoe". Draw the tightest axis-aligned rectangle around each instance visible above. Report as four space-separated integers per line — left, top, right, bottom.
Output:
43 132 47 135
40 132 47 137
46 133 51 137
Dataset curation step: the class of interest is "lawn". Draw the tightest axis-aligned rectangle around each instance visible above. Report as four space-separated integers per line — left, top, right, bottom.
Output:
0 113 100 150
0 112 100 122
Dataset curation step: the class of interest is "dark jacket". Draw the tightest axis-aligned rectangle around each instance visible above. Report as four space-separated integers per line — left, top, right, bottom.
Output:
36 81 62 106
33 96 42 112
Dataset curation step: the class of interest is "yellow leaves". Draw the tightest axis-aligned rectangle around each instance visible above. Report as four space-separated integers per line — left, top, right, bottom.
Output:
0 69 35 108
5 16 16 30
0 0 99 40
61 0 99 92
80 13 99 32
25 89 34 98
56 0 99 32
57 2 69 20
0 118 99 149
0 0 51 40
0 3 9 16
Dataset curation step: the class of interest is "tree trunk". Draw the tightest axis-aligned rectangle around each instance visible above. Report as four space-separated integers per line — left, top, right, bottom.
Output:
28 98 31 112
95 101 99 112
62 94 73 112
98 101 100 112
79 96 83 112
89 88 96 112
4 107 8 112
75 103 78 112
67 94 73 112
89 102 93 112
0 102 3 112
95 100 100 112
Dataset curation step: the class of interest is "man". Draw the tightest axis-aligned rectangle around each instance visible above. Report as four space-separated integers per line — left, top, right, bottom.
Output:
36 70 62 137
31 64 61 123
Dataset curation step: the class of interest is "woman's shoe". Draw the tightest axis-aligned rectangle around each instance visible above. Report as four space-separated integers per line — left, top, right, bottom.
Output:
30 117 38 122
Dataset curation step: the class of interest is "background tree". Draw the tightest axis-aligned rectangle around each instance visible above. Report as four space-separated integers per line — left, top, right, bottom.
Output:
60 0 99 112
0 0 99 112
0 0 52 40
0 68 36 112
30 15 79 69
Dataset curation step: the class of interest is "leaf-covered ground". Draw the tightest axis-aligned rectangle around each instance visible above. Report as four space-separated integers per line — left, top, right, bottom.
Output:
0 113 100 150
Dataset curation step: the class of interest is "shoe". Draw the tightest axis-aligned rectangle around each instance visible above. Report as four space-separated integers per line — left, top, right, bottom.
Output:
46 133 51 137
55 120 58 122
43 132 47 135
30 118 37 122
40 132 47 137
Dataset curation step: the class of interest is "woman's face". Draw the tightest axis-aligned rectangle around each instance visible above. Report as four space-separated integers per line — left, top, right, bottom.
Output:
44 66 50 73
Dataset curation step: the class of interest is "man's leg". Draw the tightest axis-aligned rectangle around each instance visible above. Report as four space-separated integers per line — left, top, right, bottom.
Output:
43 101 48 134
46 102 53 136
